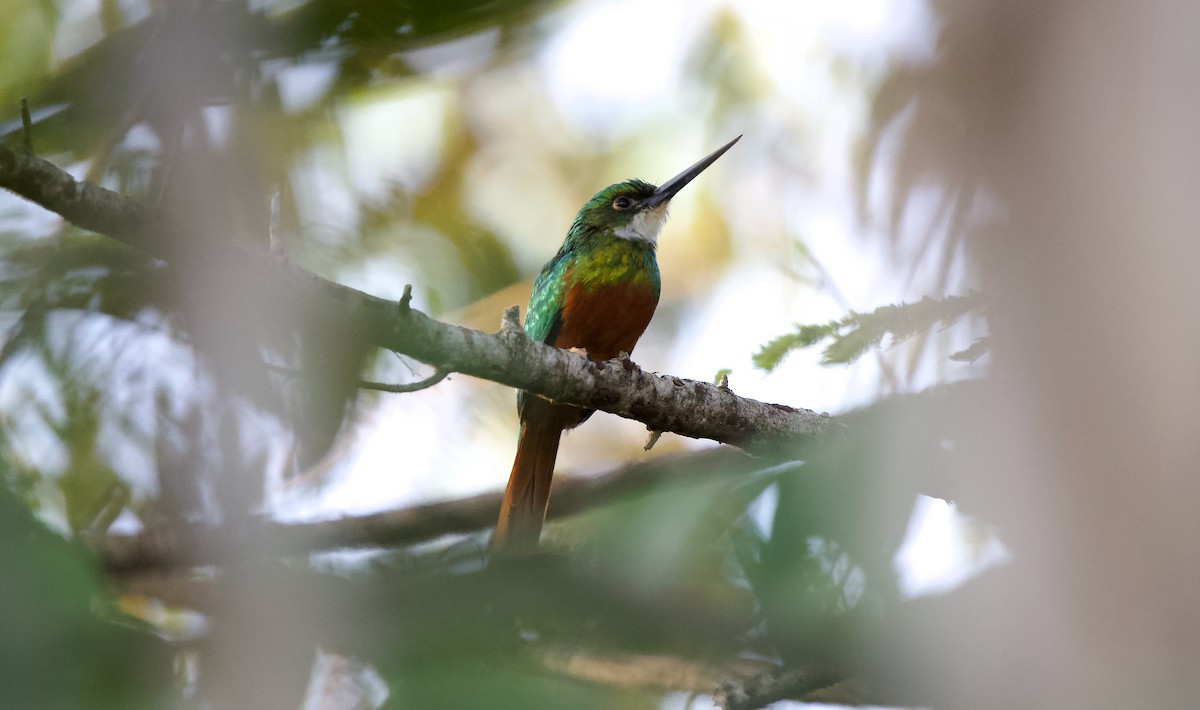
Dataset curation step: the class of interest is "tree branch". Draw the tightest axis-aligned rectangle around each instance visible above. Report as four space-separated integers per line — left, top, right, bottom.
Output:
99 447 756 574
0 141 158 248
534 645 774 696
712 664 846 710
537 648 866 708
0 141 836 456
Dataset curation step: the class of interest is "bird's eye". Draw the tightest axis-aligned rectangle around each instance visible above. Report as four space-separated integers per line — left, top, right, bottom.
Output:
612 196 634 210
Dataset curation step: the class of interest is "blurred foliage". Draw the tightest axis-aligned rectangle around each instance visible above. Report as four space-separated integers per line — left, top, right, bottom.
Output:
0 0 570 703
170 413 938 708
755 291 987 370
853 0 994 295
0 0 555 529
1 0 549 156
0 475 170 709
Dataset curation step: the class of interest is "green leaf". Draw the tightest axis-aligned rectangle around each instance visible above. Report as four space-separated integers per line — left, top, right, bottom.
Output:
755 292 988 370
0 482 170 708
753 321 840 371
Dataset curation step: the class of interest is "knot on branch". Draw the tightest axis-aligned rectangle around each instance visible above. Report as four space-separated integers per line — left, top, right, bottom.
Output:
616 353 640 372
589 387 620 407
500 305 523 335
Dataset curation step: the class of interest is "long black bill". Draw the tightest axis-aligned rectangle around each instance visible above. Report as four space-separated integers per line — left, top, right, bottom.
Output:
643 135 741 209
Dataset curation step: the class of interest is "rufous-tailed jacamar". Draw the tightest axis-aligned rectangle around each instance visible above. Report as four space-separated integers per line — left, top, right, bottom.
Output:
493 136 741 551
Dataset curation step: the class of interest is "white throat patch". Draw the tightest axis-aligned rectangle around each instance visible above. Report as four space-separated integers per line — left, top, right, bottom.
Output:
614 204 669 245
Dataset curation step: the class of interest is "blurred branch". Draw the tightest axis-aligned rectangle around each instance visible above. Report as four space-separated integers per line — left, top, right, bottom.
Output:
99 448 756 575
535 645 867 707
0 141 837 455
713 664 845 710
535 645 773 696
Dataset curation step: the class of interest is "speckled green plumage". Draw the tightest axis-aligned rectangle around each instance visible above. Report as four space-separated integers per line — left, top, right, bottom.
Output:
525 180 662 344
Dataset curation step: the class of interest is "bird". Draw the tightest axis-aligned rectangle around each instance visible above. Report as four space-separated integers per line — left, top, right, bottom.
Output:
492 136 741 552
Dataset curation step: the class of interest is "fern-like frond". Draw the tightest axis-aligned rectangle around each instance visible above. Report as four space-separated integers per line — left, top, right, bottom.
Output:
755 291 988 370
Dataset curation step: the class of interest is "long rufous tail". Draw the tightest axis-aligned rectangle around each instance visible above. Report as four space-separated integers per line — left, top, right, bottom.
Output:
492 413 563 551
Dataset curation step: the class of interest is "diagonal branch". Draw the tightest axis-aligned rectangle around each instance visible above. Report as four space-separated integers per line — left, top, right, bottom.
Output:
0 142 159 248
99 447 757 575
0 140 836 456
712 664 848 710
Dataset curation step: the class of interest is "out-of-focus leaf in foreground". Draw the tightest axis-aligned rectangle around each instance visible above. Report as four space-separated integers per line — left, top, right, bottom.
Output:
0 480 169 709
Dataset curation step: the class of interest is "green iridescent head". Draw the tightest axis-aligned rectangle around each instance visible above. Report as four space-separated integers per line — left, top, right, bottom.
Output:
569 136 742 246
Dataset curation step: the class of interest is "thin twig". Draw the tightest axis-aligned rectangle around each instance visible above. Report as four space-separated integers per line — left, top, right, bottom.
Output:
263 362 449 394
362 369 448 394
19 99 33 152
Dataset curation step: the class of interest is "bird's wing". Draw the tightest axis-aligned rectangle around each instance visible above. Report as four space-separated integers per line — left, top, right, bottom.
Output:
525 250 572 345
